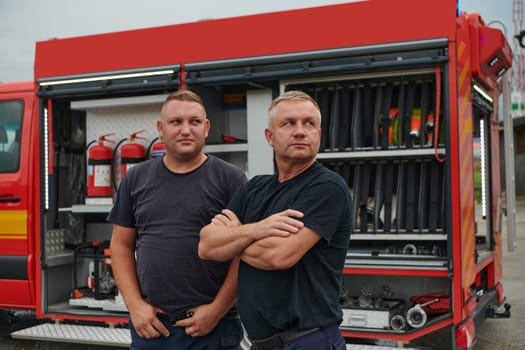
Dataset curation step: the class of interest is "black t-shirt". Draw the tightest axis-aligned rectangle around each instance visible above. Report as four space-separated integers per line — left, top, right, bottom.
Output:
228 162 353 339
107 155 246 319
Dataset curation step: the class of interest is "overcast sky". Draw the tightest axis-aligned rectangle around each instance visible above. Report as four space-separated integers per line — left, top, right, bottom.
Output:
0 0 518 83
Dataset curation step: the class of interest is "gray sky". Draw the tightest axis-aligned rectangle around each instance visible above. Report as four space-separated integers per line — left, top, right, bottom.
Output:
0 0 518 83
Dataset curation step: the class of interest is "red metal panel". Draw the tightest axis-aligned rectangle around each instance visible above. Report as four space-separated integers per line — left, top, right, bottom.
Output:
34 0 457 79
455 316 475 350
343 267 448 277
27 90 40 312
449 14 467 326
32 97 43 319
0 81 35 93
342 317 453 342
0 84 37 309
0 239 27 255
452 12 508 326
469 13 512 85
0 280 35 308
456 17 477 324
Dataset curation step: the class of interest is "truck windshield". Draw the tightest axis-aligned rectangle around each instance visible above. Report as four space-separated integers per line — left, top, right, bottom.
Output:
0 100 23 173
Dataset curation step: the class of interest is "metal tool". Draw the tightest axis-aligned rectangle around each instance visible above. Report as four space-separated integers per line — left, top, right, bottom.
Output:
406 298 440 328
390 314 407 331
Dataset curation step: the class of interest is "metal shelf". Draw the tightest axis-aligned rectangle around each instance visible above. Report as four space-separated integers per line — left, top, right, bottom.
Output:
345 259 448 269
317 147 445 160
45 252 74 267
58 205 113 213
344 251 449 275
204 143 248 153
351 233 446 241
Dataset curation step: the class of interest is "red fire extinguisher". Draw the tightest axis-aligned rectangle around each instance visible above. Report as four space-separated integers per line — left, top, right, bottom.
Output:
87 133 114 198
149 137 166 158
121 130 146 179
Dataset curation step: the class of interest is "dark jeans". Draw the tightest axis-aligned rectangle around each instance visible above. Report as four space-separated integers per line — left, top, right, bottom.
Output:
250 323 346 350
130 317 243 350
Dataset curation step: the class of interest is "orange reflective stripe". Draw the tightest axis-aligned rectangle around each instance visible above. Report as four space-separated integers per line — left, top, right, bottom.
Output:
0 210 27 237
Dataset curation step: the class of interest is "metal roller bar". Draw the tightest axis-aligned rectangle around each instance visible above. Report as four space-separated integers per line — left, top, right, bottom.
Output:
186 38 448 72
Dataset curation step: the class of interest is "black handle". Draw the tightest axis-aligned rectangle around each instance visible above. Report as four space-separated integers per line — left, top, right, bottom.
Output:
0 197 21 203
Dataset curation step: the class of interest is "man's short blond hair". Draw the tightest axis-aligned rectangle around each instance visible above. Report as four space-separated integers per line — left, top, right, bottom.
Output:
268 90 321 125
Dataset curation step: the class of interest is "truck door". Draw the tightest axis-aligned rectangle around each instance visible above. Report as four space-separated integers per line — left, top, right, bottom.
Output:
0 84 36 309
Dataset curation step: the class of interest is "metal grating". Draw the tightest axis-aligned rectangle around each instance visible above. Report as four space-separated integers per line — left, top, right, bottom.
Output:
11 323 130 347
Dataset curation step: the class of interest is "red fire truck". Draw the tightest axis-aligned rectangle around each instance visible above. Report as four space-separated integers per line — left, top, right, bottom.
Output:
0 1 514 349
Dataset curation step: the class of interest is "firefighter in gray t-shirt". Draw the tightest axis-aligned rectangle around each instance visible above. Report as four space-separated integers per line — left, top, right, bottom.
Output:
109 90 246 350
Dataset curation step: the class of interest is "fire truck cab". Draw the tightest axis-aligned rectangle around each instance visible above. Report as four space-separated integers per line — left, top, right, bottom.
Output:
0 1 514 349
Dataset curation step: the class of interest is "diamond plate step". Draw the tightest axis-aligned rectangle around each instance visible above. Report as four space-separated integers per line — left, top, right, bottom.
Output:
11 323 418 349
11 323 130 347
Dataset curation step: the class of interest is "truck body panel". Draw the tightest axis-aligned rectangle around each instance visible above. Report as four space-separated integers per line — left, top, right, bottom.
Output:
0 82 38 310
34 0 457 80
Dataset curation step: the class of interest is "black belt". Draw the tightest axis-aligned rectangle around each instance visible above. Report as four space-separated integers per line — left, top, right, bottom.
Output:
156 310 194 326
251 327 321 350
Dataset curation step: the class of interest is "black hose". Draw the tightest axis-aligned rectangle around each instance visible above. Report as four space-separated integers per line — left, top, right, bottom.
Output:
111 138 128 192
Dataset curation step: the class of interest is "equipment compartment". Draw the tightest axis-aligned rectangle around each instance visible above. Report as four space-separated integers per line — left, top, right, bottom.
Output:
341 299 405 330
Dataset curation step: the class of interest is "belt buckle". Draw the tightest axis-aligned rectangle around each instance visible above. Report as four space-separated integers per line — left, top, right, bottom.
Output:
176 310 194 320
157 311 194 326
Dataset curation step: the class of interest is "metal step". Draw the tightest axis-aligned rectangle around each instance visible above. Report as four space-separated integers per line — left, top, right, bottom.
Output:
11 323 130 347
347 346 419 350
10 323 418 349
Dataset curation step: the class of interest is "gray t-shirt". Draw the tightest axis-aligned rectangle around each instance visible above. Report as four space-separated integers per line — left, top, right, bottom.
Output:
108 155 246 318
